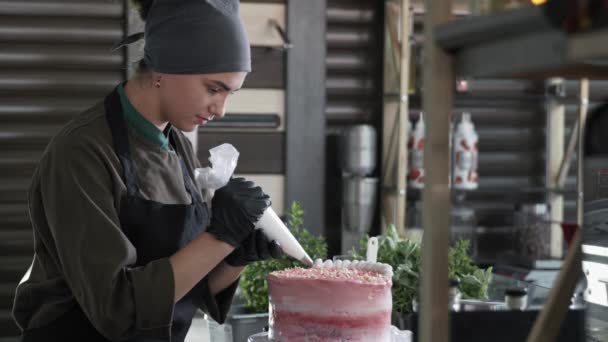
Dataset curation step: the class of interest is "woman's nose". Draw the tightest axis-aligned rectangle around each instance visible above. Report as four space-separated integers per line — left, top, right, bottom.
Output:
210 98 227 118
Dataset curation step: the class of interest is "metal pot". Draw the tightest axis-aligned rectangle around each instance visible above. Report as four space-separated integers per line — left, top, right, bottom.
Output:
340 125 377 176
222 305 269 342
342 176 378 233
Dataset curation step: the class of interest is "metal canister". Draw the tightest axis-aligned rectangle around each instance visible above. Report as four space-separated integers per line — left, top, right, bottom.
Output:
340 125 377 176
342 176 378 233
449 279 462 312
513 203 551 260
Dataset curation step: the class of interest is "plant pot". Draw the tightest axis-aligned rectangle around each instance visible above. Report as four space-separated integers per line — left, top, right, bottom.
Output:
392 311 415 331
224 305 269 342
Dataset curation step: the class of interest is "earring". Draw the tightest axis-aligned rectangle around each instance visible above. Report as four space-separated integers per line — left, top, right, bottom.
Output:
155 77 161 88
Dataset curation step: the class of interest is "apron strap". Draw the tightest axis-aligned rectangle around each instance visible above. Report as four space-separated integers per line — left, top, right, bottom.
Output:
167 127 204 205
104 88 140 196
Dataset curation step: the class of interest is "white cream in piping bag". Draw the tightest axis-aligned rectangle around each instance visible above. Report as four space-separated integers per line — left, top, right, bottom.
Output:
254 207 314 267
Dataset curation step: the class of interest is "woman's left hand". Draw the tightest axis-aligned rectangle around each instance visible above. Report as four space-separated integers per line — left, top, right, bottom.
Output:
224 229 283 267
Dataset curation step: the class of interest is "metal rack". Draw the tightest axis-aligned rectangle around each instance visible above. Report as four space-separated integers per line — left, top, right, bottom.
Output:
433 6 608 80
417 2 607 342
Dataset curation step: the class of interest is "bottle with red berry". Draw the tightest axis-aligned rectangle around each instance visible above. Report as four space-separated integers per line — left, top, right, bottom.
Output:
409 113 425 189
453 112 479 190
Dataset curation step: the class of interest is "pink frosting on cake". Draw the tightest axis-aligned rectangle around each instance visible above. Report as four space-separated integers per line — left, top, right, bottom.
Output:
268 264 393 342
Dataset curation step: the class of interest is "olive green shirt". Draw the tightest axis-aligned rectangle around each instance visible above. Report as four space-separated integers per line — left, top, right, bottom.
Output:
12 86 236 341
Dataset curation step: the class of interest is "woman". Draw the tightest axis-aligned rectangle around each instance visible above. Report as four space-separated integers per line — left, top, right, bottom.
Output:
11 0 283 341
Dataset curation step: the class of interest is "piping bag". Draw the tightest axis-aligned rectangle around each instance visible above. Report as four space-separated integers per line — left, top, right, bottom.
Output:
195 143 314 267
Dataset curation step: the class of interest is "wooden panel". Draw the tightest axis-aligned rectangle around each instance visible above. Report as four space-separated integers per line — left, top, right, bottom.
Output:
227 89 284 115
235 174 285 215
246 47 285 89
222 89 285 131
241 3 285 47
197 132 284 174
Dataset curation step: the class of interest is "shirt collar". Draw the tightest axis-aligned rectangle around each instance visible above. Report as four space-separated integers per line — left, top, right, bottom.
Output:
117 83 170 150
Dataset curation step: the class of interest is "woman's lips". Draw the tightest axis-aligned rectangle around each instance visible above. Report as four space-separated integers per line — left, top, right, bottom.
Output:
195 115 208 125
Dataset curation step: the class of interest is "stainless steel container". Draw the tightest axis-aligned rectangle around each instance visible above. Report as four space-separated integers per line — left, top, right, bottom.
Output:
459 299 506 311
341 125 377 176
342 176 378 233
513 203 551 260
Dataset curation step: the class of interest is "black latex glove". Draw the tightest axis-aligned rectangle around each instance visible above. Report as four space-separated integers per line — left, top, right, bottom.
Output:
225 229 284 267
207 177 271 247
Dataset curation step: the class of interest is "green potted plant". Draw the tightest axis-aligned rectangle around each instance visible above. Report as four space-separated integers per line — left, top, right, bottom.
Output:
350 225 492 329
224 202 328 341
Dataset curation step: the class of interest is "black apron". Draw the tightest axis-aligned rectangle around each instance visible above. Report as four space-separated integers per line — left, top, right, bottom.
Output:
21 89 210 342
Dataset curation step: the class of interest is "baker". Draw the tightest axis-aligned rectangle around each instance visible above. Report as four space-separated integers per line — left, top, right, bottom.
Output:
12 0 283 341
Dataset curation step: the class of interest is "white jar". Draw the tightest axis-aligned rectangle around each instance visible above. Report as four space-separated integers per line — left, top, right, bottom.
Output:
505 288 528 311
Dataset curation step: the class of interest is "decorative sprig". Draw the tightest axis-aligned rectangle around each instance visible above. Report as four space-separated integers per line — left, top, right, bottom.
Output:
350 225 492 313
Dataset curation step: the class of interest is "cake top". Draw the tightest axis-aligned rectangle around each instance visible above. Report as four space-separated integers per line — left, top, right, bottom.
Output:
270 259 393 285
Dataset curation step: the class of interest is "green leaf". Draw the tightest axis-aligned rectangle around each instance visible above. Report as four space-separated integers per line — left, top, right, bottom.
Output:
352 227 491 314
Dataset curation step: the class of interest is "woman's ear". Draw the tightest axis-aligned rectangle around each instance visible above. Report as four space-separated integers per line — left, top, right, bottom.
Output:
148 71 162 88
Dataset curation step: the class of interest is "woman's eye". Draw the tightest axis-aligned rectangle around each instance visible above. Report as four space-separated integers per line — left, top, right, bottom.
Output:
208 87 221 94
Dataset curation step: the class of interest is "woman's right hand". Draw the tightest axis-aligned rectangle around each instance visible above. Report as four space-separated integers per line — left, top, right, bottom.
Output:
206 177 271 247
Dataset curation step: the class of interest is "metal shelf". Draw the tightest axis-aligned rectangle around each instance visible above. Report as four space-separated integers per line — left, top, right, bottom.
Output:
201 113 281 130
435 6 608 79
419 2 594 342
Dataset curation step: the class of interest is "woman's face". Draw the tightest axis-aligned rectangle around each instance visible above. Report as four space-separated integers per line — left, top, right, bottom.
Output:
157 72 247 132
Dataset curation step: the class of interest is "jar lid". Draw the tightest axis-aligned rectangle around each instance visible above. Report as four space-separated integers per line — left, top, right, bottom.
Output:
505 288 528 297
